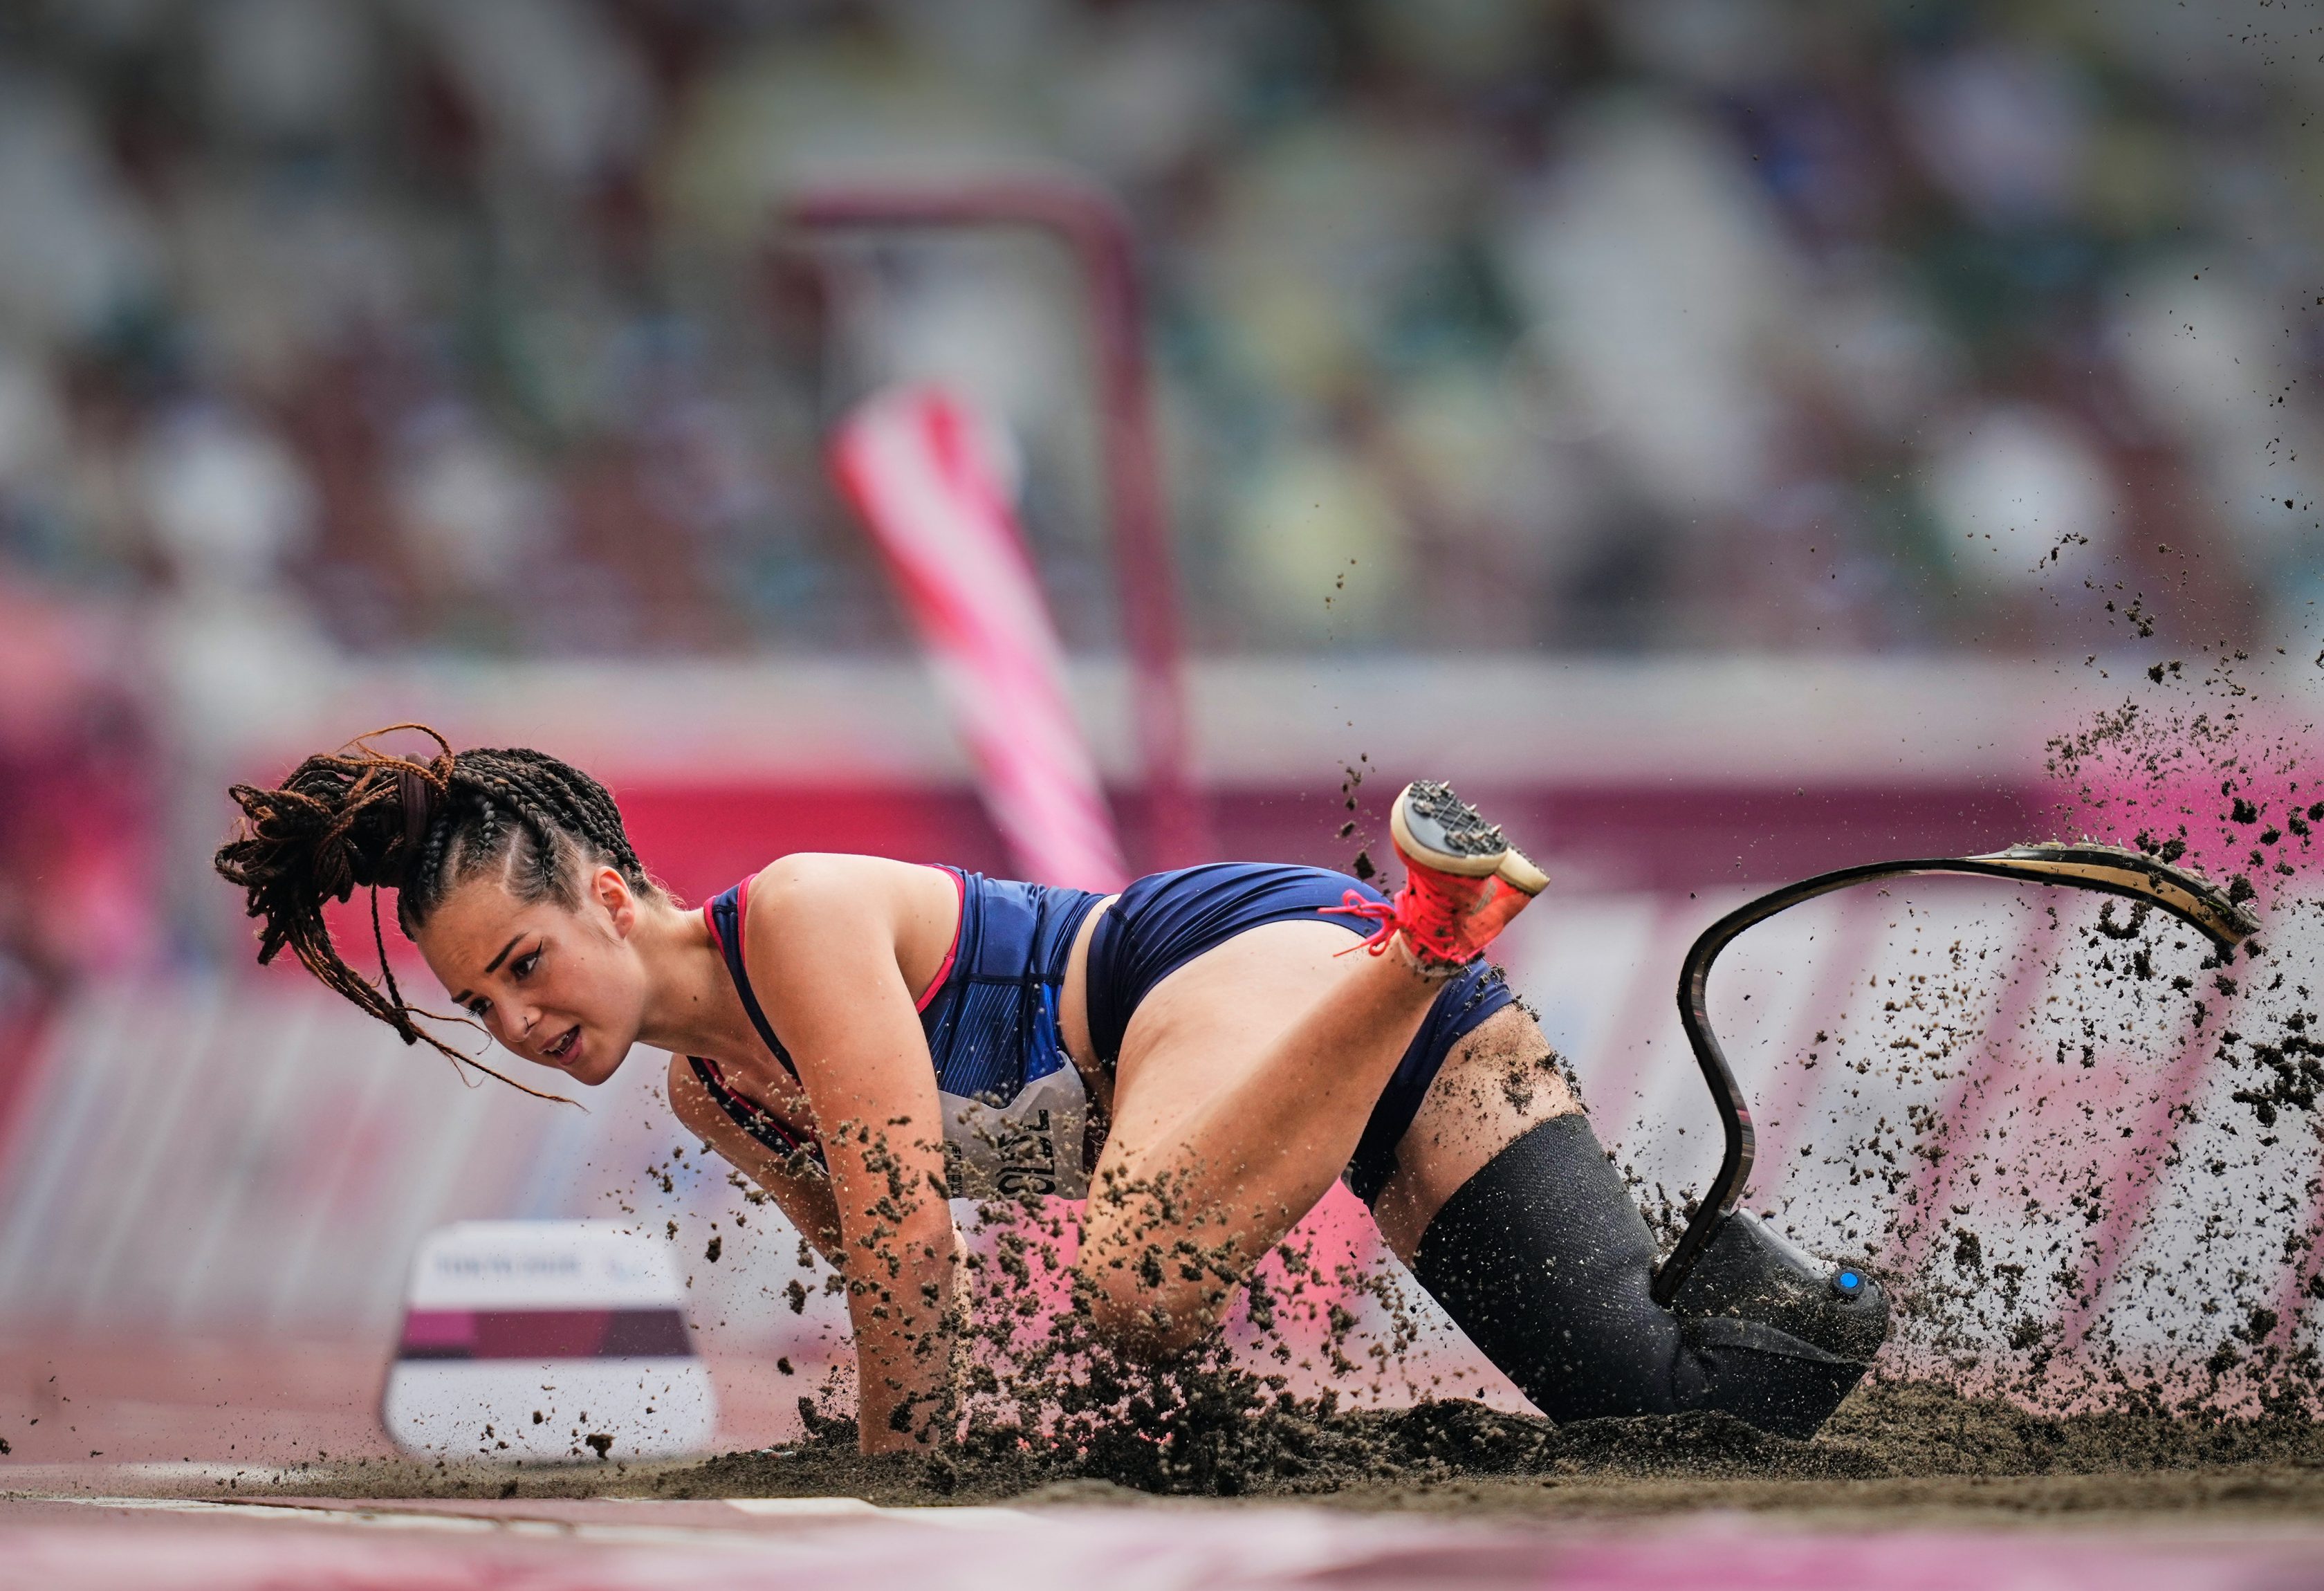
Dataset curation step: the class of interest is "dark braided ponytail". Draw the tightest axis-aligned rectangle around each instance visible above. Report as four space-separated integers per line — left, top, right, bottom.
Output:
214 724 662 1100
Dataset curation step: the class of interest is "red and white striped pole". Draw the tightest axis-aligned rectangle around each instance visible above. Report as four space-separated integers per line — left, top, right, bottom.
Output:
787 181 1211 872
832 385 1129 892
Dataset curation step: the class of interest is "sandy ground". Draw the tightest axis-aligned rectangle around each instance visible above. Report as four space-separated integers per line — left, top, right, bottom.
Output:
11 1452 2324 1523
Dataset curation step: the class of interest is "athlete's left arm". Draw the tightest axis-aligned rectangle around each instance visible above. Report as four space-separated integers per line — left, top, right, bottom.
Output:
667 1053 845 1264
742 853 961 1454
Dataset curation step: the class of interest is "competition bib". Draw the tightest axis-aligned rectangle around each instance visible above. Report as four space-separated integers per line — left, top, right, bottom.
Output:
940 1059 1090 1199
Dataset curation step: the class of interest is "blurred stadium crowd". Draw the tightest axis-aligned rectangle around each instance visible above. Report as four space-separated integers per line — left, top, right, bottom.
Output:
0 0 2319 996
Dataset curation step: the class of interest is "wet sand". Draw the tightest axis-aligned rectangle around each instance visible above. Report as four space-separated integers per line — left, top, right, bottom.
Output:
15 1379 2310 1526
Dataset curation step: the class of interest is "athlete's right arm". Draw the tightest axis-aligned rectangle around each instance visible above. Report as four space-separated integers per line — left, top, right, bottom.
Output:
742 852 963 1454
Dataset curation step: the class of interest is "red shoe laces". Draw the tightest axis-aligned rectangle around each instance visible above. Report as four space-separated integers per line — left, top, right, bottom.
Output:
1394 870 1473 961
1319 877 1472 963
1319 888 1400 955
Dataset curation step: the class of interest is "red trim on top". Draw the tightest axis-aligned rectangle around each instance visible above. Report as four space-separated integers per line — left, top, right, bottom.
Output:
916 866 967 1013
732 866 765 967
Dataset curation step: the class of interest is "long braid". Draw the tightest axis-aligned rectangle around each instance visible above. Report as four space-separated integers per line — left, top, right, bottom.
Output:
216 726 662 1103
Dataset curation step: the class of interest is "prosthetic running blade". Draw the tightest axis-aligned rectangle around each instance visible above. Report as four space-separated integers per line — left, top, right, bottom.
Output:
1963 843 2258 948
1652 840 2256 1314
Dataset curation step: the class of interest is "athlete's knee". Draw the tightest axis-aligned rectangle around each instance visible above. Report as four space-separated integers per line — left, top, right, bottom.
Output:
1073 1233 1237 1360
1076 1163 1248 1358
1409 1114 1888 1437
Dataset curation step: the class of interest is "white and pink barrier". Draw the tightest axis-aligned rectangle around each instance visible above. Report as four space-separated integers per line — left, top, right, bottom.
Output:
382 1220 715 1461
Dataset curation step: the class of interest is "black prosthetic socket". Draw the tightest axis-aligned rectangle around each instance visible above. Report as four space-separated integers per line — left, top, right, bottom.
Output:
1409 1114 1887 1439
1412 1115 1693 1423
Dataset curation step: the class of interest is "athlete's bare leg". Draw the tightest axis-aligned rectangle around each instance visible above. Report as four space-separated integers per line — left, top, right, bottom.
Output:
1073 780 1549 1355
1370 1004 1578 1260
1076 937 1580 1351
1077 919 1445 1352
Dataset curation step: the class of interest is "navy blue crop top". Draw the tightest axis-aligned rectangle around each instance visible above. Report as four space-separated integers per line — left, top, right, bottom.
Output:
688 867 1104 1198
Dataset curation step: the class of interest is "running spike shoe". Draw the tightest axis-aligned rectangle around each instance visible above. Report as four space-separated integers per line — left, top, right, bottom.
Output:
1329 781 1549 975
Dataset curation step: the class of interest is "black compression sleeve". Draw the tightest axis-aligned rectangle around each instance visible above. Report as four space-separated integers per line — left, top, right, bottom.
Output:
1410 1114 1883 1437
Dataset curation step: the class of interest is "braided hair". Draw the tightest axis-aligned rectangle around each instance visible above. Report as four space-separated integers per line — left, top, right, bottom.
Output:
213 724 661 1100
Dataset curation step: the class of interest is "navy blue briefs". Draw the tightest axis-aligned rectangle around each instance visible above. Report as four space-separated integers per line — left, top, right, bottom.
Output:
1085 863 1518 1205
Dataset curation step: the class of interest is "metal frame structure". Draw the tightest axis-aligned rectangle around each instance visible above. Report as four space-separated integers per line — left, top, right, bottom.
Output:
783 179 1212 871
1651 842 2260 1305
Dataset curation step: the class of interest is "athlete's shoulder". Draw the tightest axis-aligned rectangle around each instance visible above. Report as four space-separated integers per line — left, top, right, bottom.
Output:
742 853 961 939
747 851 952 896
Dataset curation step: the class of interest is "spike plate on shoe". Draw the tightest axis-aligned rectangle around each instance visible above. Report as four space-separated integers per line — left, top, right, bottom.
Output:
1392 780 1551 894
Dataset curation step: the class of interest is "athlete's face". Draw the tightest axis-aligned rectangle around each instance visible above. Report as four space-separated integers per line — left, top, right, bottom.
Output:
416 865 648 1088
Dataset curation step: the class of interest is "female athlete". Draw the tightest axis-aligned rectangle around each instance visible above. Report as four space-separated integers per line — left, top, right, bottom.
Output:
215 728 1886 1452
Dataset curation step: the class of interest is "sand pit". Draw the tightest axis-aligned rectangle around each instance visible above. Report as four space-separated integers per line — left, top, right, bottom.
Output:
10 1379 2315 1525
